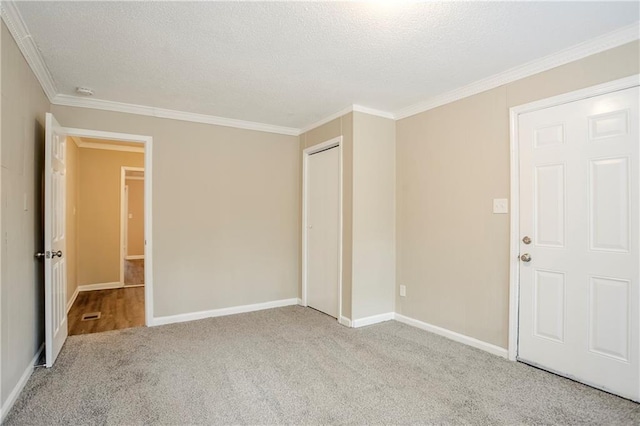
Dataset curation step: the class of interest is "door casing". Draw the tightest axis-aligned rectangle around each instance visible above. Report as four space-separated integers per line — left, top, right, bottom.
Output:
508 76 640 388
62 126 154 326
302 136 344 323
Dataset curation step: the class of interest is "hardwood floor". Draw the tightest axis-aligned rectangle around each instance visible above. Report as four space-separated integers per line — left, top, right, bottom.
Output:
124 259 144 285
68 287 145 335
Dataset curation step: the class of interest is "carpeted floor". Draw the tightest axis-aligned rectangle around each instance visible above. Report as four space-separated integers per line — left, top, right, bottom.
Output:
4 306 639 425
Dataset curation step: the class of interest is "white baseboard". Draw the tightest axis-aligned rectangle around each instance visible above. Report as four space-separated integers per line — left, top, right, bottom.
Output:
351 312 395 328
151 298 300 326
66 286 80 314
125 255 144 260
0 344 44 423
77 282 123 292
338 316 352 327
394 313 508 359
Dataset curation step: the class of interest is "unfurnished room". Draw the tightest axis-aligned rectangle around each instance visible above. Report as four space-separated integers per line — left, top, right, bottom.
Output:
0 1 639 424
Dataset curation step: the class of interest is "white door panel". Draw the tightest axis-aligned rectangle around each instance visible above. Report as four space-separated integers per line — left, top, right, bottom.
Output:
44 113 68 367
518 87 639 400
306 146 339 318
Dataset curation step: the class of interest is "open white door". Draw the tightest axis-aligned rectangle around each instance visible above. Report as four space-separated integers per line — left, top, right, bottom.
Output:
44 113 68 367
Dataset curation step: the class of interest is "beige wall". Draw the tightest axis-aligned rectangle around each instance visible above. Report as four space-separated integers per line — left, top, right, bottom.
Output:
126 178 144 256
78 149 144 285
50 105 300 317
300 114 353 319
65 138 79 302
351 112 396 320
396 40 640 349
0 22 49 407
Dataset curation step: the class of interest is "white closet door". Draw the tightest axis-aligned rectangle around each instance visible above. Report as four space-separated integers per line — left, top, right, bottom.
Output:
518 86 639 400
307 146 340 318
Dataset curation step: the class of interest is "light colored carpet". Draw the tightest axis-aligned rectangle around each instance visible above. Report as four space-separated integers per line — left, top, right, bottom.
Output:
4 306 639 425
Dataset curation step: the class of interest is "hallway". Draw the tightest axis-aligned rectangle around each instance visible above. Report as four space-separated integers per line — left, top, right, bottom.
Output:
68 287 145 335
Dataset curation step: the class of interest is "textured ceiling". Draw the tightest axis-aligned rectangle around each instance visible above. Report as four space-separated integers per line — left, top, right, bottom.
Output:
15 1 640 128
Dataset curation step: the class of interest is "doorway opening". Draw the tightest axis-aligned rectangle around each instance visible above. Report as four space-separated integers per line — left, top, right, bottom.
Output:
121 166 145 287
64 137 147 336
44 113 153 367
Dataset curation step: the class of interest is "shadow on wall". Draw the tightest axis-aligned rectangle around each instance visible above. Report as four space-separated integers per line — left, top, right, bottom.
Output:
33 118 45 346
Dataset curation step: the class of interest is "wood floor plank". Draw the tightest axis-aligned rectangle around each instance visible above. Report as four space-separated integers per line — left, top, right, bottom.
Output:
68 287 145 335
124 259 144 285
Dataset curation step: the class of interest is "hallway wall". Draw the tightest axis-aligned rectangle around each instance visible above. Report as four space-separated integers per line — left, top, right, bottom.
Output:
77 149 143 285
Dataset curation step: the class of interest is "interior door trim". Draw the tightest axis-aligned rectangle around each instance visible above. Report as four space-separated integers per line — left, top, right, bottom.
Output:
63 126 154 327
508 74 640 363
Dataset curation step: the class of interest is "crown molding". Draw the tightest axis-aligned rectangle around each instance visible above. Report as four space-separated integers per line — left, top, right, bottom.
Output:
2 1 298 136
52 94 300 136
75 139 145 153
70 135 82 147
299 104 396 135
394 22 640 120
3 0 637 135
72 135 145 153
352 105 395 120
298 105 354 135
1 0 57 101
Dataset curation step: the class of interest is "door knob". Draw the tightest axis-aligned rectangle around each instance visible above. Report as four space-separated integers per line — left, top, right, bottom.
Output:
35 252 46 259
520 253 532 262
51 250 63 258
522 236 532 245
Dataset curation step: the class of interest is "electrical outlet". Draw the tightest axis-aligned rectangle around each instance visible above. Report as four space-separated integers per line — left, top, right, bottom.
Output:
399 285 406 297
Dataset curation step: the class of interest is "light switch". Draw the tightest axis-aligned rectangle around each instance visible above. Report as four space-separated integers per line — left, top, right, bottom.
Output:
128 213 133 219
399 285 406 297
493 198 508 214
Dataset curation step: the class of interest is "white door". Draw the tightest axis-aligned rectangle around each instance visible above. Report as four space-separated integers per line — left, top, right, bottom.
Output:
44 113 68 367
518 87 639 400
306 146 340 318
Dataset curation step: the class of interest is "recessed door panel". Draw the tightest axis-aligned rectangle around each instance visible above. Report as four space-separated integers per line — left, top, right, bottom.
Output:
589 157 629 252
535 124 564 148
534 270 565 343
589 110 629 140
589 276 630 362
535 164 565 248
